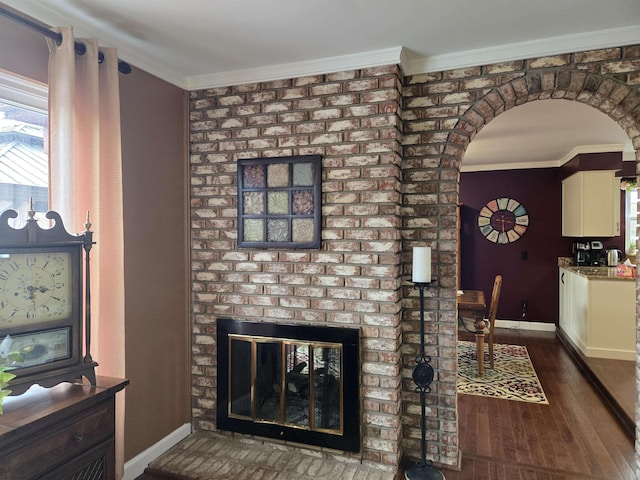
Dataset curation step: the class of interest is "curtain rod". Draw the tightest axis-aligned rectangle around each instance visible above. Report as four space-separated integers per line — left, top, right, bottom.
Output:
0 6 132 74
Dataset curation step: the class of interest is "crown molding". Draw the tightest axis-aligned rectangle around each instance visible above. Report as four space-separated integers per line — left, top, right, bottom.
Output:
4 0 640 90
185 47 404 90
461 144 629 172
405 25 640 75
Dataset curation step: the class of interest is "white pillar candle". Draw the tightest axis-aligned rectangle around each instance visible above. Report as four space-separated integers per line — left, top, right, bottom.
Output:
412 246 432 283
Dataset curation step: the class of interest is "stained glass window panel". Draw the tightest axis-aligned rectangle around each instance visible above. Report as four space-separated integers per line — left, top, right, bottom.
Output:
292 218 314 243
292 190 314 215
243 191 264 215
293 162 314 186
244 219 264 241
267 219 289 242
267 163 289 188
267 191 289 215
243 164 265 188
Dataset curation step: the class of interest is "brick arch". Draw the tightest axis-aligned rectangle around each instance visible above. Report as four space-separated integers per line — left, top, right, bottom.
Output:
450 69 640 169
401 57 640 472
443 68 640 471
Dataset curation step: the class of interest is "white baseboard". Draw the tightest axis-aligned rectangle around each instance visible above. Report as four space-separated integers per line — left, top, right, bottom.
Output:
123 423 192 480
495 319 557 332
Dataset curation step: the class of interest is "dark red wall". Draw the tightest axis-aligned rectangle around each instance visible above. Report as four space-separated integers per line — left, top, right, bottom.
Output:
460 167 623 324
460 166 626 324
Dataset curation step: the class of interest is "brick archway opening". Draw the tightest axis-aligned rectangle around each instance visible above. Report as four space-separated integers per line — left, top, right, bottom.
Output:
401 59 640 471
449 69 640 464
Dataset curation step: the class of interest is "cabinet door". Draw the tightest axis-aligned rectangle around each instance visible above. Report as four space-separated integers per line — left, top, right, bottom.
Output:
39 440 114 480
559 268 568 330
583 171 618 237
571 272 589 349
562 173 583 237
562 171 621 237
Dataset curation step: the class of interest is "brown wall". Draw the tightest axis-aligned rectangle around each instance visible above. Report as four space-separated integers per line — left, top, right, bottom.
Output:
119 69 190 460
0 15 191 463
0 15 48 83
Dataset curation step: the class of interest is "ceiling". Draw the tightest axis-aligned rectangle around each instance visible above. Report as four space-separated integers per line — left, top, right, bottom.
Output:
3 0 639 170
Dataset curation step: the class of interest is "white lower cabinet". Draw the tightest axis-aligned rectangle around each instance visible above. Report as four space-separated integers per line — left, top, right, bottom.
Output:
559 267 635 360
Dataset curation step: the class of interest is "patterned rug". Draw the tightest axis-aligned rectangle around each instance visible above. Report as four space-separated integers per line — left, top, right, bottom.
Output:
457 340 549 404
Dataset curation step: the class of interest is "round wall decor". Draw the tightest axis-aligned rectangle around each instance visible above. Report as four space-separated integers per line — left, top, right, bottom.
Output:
477 197 529 244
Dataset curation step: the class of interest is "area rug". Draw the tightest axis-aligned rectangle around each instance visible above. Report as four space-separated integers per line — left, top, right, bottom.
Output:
457 340 549 404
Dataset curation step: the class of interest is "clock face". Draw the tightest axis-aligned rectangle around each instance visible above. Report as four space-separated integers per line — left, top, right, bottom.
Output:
0 251 73 326
478 197 529 244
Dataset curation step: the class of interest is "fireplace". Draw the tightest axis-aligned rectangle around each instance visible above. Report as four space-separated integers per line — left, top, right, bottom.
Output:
216 318 360 452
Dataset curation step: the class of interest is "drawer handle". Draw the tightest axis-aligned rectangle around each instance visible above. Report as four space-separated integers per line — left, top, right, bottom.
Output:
73 433 83 443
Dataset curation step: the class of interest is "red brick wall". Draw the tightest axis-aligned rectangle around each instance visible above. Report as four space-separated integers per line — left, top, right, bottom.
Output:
190 65 405 470
190 45 640 472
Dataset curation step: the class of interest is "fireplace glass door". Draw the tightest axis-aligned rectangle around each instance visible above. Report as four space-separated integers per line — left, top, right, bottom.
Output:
229 335 343 435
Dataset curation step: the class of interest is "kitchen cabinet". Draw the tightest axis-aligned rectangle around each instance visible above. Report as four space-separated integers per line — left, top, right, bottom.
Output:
562 170 620 237
559 267 587 347
558 267 634 360
0 376 127 479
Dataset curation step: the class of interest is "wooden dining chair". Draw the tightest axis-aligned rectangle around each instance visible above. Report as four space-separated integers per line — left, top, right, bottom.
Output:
485 274 502 369
458 274 502 370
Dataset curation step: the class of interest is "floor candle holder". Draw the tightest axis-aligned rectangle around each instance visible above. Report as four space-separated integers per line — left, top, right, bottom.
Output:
405 282 445 480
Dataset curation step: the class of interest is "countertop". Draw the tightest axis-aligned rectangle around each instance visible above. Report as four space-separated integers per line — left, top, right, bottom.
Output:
558 257 636 281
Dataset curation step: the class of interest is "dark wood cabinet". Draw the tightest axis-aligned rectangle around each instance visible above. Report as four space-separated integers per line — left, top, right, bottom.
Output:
0 376 127 480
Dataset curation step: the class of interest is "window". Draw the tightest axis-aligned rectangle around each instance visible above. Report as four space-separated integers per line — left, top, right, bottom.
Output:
0 69 48 227
625 185 638 253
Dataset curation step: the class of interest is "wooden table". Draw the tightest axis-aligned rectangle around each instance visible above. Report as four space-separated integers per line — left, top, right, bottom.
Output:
458 290 487 376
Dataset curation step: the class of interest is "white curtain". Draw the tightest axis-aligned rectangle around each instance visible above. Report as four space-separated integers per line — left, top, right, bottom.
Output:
47 27 126 479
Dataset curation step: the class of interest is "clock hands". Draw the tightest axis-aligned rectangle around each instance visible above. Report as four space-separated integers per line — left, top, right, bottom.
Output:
493 214 515 233
24 285 50 301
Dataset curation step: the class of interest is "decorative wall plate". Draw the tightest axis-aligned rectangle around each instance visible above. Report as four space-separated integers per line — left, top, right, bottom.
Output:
477 197 529 244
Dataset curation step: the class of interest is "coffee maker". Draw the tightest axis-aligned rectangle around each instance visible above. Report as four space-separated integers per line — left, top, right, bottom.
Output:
573 241 590 265
573 241 604 266
589 241 604 266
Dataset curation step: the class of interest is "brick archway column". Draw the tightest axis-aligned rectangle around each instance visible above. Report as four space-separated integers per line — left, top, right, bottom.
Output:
402 48 640 471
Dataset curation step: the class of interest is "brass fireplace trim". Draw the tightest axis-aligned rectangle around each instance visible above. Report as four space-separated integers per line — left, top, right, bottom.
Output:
227 333 344 436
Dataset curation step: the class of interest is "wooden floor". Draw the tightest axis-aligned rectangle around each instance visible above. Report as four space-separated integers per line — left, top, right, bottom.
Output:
584 355 635 424
426 329 637 479
571 339 636 431
138 329 637 480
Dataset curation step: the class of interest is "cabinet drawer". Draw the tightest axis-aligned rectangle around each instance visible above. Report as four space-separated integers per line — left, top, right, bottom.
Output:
1 401 114 479
39 439 115 480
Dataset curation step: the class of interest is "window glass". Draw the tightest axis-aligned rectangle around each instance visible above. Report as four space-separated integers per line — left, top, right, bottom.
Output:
0 71 48 227
626 187 638 254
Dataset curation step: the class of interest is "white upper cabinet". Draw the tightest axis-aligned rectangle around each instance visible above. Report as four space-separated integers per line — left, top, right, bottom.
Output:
562 170 621 237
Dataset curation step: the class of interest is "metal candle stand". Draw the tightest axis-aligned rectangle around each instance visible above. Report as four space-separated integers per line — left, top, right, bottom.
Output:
405 282 445 480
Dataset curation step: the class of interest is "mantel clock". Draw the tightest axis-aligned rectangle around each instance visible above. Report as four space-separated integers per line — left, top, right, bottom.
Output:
0 205 97 395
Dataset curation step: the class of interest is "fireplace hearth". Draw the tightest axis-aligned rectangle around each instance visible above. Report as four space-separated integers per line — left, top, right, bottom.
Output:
216 318 360 452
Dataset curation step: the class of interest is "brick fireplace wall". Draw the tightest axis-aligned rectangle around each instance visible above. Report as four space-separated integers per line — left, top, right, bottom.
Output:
190 65 406 470
190 44 640 473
